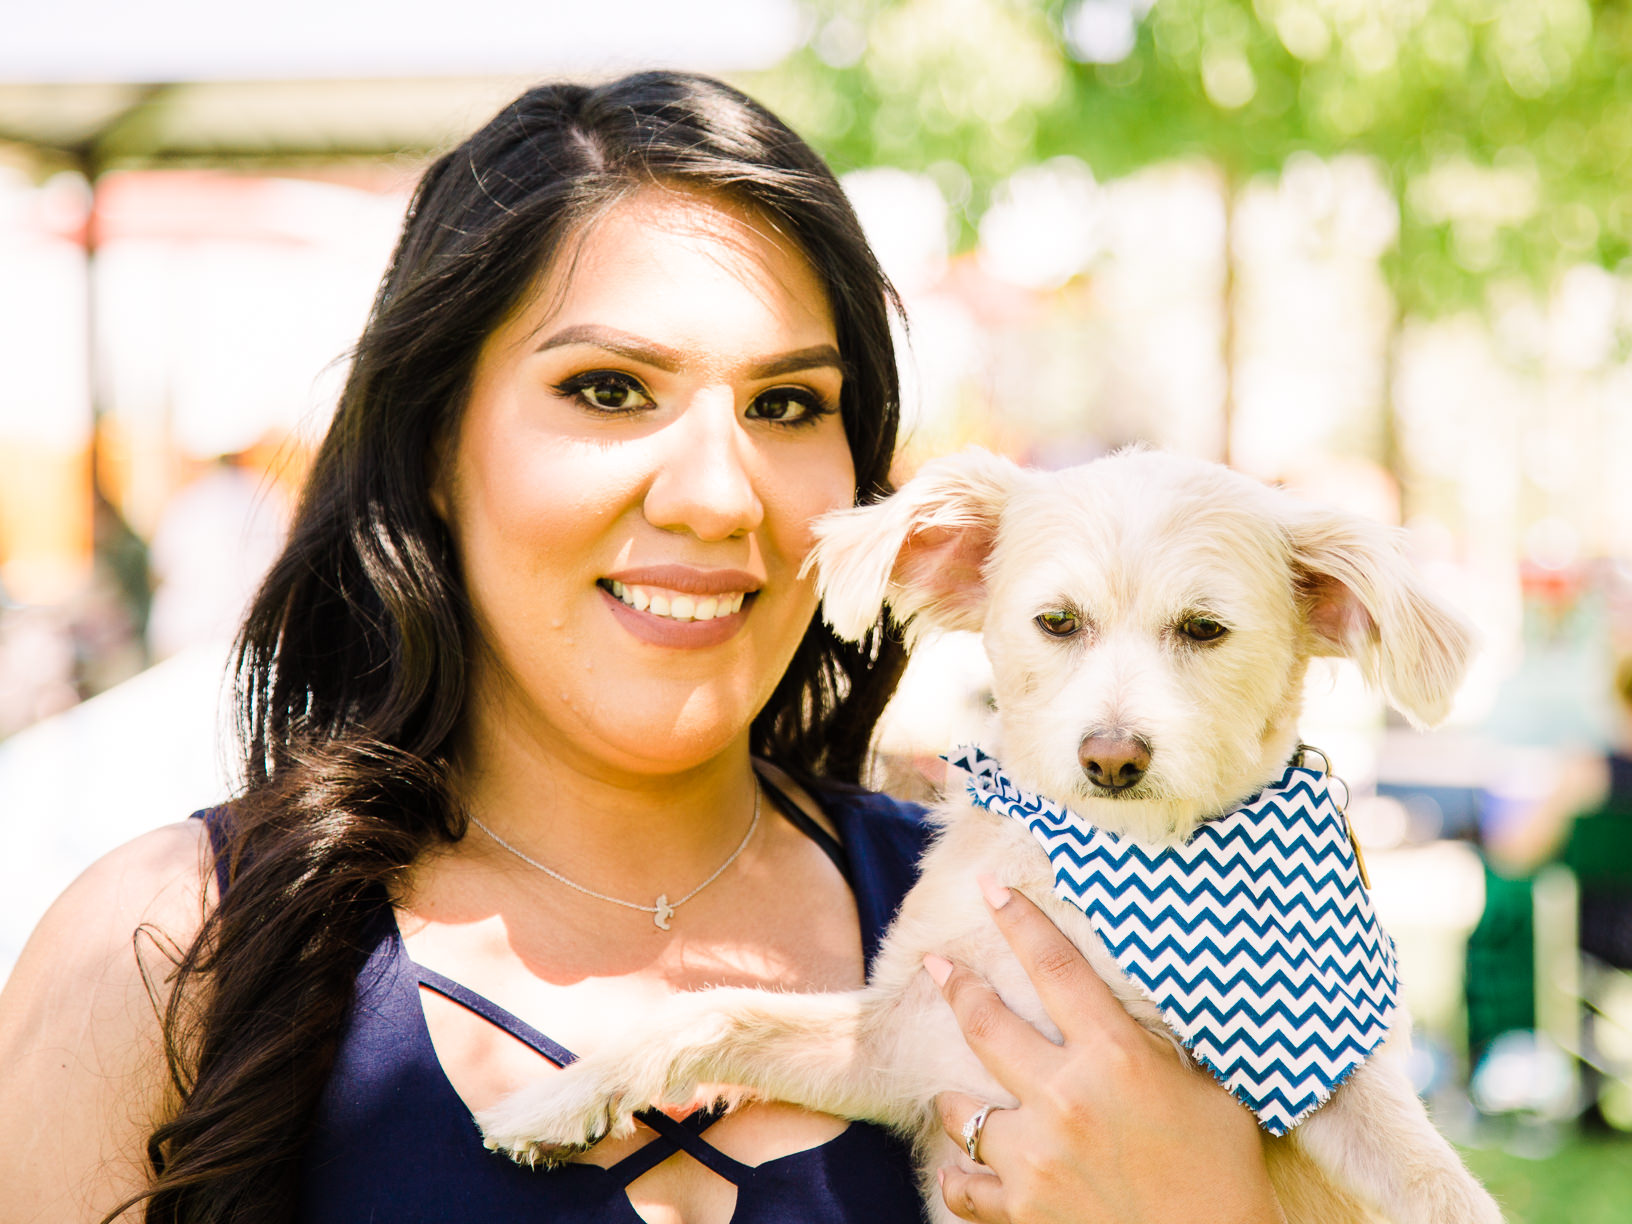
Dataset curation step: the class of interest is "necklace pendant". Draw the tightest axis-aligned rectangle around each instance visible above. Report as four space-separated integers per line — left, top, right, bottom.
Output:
653 894 674 930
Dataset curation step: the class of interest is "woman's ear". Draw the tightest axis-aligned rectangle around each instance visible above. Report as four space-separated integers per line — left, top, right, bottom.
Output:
426 430 454 525
1288 505 1477 728
807 448 1021 644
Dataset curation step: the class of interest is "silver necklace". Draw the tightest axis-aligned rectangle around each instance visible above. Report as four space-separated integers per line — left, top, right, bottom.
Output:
468 785 761 930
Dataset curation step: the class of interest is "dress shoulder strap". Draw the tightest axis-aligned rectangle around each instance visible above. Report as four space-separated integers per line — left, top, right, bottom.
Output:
757 771 851 881
191 806 234 897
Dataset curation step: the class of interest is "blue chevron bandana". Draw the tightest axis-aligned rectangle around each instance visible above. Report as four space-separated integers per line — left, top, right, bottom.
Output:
949 745 1399 1135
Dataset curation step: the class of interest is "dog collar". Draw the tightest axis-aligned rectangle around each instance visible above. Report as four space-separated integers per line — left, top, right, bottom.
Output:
948 745 1399 1136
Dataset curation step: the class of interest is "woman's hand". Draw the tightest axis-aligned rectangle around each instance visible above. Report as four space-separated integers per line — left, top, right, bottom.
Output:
924 878 1285 1224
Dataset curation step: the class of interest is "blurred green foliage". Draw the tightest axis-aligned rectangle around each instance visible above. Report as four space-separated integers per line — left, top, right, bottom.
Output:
1458 1134 1632 1222
740 0 1632 315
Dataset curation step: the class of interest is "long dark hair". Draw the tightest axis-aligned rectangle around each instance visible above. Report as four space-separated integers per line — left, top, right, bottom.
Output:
123 72 905 1223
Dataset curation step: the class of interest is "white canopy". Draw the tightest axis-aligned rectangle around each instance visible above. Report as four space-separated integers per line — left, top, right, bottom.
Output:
0 0 803 165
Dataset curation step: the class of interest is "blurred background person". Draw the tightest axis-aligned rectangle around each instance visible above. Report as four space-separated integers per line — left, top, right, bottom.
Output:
146 447 289 660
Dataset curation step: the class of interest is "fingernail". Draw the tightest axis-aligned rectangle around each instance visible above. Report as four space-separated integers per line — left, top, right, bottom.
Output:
937 1167 945 1188
923 953 952 986
977 873 1010 910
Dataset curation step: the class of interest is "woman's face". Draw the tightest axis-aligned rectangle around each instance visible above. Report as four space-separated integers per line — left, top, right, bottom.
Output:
435 187 857 779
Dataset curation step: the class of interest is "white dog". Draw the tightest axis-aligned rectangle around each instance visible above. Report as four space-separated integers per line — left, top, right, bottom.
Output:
480 448 1502 1224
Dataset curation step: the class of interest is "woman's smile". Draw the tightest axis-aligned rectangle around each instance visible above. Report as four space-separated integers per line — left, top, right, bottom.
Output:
596 565 762 647
603 582 750 622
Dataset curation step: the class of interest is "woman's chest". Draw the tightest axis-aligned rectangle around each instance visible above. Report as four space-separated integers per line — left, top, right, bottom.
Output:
385 898 869 1221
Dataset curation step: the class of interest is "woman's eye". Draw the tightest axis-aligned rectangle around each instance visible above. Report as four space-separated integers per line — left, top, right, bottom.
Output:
556 372 652 412
1035 611 1079 637
747 387 831 426
1179 617 1228 642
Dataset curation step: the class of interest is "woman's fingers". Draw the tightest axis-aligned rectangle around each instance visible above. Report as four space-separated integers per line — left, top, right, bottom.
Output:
935 1095 1012 1224
922 877 1168 1098
939 1162 1010 1224
975 874 1141 1049
922 954 1054 1098
936 1089 1010 1166
922 879 1287 1223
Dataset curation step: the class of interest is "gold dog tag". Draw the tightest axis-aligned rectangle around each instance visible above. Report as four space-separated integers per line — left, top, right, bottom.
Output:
1346 819 1372 891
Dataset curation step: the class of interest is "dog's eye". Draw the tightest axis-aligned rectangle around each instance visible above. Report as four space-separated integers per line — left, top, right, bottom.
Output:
1179 617 1228 642
1035 611 1080 637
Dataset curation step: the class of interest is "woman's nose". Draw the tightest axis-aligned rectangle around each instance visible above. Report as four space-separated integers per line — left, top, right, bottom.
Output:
642 394 764 541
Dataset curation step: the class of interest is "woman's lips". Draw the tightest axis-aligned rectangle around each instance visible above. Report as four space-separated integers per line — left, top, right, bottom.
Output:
597 581 755 648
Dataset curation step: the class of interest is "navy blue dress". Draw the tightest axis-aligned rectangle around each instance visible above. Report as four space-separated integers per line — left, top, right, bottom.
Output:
203 784 931 1222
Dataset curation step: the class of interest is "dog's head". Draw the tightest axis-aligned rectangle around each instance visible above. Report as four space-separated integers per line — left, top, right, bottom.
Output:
813 448 1476 842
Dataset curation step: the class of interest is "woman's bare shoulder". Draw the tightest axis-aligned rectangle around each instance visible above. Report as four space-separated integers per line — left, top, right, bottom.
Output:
0 820 212 1222
16 819 214 973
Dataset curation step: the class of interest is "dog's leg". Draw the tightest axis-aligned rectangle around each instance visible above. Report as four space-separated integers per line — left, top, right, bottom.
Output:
479 976 980 1166
1289 1043 1502 1224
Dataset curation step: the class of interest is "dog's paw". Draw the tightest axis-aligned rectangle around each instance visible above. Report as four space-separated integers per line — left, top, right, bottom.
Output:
477 1074 642 1168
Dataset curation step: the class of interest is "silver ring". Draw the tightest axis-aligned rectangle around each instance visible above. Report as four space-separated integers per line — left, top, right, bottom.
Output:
961 1103 997 1165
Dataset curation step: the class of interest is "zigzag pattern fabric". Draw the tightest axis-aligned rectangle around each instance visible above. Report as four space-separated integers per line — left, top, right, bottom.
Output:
949 745 1399 1135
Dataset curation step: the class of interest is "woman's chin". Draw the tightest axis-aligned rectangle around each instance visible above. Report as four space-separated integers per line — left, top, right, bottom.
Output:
549 696 762 779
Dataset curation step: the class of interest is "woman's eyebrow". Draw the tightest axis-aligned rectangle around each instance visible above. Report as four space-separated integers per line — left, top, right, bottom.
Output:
747 345 844 379
535 325 841 380
535 325 683 370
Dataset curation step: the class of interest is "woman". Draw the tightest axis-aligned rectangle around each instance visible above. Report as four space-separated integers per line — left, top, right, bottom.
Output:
0 73 1281 1223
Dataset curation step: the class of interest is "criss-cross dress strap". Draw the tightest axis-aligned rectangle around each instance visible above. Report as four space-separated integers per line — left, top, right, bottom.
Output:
412 962 743 1185
415 965 581 1068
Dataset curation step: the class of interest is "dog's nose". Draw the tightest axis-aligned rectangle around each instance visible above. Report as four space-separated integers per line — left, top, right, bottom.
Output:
1079 734 1151 790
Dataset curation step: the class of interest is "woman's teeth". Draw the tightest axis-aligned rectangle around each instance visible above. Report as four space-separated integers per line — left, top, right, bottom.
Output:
608 581 747 621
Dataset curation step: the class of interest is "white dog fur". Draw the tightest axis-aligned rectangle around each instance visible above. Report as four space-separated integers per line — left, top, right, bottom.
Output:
479 448 1503 1224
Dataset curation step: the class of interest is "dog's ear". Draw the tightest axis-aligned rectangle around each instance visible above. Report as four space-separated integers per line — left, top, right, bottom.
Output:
808 448 1021 644
1287 506 1476 728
